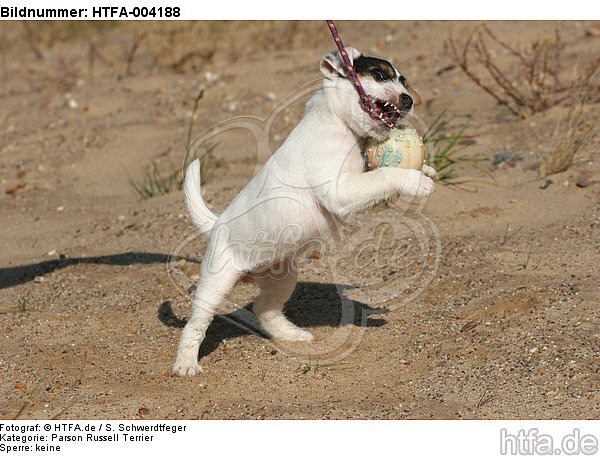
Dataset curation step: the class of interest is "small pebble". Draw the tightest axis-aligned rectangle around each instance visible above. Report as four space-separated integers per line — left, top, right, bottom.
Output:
575 174 589 188
539 179 552 190
570 284 581 293
204 72 218 83
34 276 44 283
56 206 64 212
270 349 277 355
492 152 522 167
460 320 479 333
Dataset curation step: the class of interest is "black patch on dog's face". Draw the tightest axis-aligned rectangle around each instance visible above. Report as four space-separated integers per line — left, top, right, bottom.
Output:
354 55 396 82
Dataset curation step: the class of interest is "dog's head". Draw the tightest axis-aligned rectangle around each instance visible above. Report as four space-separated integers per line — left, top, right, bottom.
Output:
319 47 421 140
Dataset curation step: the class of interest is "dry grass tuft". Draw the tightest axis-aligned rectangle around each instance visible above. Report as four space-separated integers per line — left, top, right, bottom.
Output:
543 92 597 176
423 110 478 180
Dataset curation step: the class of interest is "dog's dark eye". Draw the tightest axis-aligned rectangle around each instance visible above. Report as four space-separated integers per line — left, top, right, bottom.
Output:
371 70 385 81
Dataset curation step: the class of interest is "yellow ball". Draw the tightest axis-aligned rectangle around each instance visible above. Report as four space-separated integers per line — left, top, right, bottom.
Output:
365 128 425 170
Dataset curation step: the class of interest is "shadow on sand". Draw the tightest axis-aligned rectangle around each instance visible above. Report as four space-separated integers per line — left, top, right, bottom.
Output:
0 252 199 289
159 281 388 359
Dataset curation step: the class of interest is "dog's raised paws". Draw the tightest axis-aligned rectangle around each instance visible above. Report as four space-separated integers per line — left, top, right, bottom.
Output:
421 164 439 181
416 175 435 197
172 361 204 376
402 170 435 198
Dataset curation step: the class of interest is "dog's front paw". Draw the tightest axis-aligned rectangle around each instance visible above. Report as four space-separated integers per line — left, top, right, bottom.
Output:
172 360 204 376
402 170 435 198
421 164 439 181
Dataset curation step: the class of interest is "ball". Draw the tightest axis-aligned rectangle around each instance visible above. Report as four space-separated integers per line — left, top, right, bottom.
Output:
365 128 425 170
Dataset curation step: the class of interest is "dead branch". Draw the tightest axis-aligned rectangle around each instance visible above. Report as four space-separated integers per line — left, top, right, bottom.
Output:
123 32 147 76
446 23 599 118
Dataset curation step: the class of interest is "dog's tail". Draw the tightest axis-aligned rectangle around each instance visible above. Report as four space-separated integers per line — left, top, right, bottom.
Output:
183 159 218 235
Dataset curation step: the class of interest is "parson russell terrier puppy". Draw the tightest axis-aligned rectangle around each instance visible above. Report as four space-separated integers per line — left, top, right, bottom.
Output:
173 47 438 375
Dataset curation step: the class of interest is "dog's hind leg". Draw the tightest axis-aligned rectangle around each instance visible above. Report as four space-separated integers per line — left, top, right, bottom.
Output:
172 268 239 376
253 260 314 342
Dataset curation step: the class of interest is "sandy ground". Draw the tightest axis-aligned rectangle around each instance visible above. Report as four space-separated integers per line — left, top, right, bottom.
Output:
0 21 599 419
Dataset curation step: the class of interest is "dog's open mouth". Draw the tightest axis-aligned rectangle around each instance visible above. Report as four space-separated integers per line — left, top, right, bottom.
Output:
371 99 403 126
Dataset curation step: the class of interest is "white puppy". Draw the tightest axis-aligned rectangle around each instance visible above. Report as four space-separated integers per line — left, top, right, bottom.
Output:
173 48 437 375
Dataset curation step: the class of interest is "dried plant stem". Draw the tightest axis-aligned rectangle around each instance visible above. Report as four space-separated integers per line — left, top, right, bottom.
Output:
447 24 600 118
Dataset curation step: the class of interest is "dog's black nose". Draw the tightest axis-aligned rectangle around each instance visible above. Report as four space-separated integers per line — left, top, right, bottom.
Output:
401 93 413 111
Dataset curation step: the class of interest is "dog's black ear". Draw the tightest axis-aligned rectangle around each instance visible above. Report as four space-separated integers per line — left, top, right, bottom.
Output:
320 47 361 79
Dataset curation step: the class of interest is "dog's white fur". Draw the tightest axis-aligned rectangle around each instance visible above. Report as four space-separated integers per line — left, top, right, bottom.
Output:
173 48 438 375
